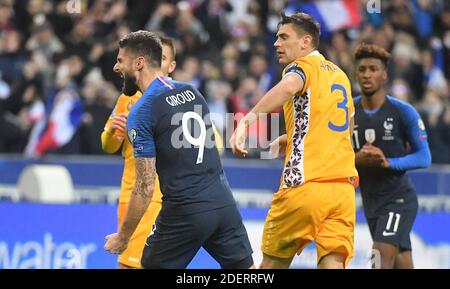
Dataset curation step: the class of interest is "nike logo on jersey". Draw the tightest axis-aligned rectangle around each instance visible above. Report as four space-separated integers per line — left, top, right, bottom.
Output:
382 231 396 237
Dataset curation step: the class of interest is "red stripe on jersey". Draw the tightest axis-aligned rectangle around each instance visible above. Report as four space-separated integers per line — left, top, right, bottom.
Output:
158 76 175 90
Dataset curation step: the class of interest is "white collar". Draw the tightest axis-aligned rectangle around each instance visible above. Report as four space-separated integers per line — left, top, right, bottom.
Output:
306 50 320 56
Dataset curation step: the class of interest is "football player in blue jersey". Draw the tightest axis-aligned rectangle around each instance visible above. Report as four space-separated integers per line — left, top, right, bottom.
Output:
104 31 254 269
352 43 431 269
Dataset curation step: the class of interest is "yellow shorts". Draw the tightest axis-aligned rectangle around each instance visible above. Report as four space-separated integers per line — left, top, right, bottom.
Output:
261 180 355 267
118 201 162 268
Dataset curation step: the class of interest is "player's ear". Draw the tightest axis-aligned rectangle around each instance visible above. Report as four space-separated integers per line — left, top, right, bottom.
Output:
302 35 312 49
135 56 145 70
168 61 176 75
382 66 388 80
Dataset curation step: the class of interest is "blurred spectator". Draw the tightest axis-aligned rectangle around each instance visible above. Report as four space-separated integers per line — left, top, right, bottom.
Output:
24 57 83 158
0 0 14 33
0 29 27 84
13 0 53 37
46 0 74 40
327 31 354 79
172 56 202 88
0 77 43 152
248 54 272 93
221 42 240 61
435 6 450 82
229 76 263 115
221 58 241 90
372 23 395 51
421 48 449 97
195 0 233 50
411 0 435 39
198 59 220 93
175 1 208 43
386 0 420 39
390 78 412 103
390 34 423 100
206 80 232 133
229 76 269 154
145 1 178 36
79 80 117 155
419 90 450 164
63 18 95 57
25 21 63 59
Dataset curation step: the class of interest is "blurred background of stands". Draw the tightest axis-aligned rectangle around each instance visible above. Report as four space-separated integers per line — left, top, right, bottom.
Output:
1 0 450 269
0 0 449 160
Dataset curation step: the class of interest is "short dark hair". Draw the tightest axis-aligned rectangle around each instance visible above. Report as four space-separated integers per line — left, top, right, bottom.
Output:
119 30 162 68
155 32 176 61
354 43 391 67
278 12 321 48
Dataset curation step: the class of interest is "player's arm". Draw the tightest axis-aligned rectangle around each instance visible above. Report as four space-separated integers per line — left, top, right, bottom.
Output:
231 72 304 156
104 157 155 254
101 102 127 154
386 105 431 170
118 157 156 241
105 100 158 255
248 73 303 122
101 127 123 153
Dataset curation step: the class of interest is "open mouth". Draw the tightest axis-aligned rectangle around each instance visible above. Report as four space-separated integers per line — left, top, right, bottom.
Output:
362 82 373 89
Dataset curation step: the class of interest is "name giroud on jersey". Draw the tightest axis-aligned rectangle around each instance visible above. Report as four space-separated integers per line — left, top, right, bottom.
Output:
166 89 196 107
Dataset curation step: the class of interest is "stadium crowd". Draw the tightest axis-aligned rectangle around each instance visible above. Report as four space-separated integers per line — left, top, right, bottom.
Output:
0 0 449 163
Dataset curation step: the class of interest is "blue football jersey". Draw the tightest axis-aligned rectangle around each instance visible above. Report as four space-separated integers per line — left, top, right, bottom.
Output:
353 95 431 216
127 76 235 216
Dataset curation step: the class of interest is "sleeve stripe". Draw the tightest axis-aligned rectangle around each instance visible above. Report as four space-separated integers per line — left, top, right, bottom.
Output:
283 71 306 83
284 64 307 83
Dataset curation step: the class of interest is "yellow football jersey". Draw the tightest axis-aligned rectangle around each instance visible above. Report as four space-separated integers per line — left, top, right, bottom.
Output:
102 92 162 204
280 51 358 189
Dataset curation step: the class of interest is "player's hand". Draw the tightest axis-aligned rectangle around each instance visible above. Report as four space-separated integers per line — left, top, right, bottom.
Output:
268 135 287 159
104 233 129 255
358 143 389 168
109 113 128 135
230 121 248 158
363 143 390 168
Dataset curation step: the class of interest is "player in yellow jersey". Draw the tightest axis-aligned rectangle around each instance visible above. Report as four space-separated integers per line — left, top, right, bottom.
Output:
231 12 358 269
102 33 177 269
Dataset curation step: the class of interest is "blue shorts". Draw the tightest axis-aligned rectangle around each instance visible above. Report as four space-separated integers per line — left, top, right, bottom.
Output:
141 205 253 269
367 195 418 251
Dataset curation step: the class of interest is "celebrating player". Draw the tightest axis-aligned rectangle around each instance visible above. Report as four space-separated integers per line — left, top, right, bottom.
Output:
101 33 176 269
353 43 431 269
231 12 358 269
104 31 254 269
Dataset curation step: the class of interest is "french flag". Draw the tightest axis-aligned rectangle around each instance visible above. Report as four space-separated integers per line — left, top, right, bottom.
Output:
286 0 361 39
25 86 83 158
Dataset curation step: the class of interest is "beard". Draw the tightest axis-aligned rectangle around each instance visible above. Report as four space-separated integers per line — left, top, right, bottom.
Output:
122 73 139 96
